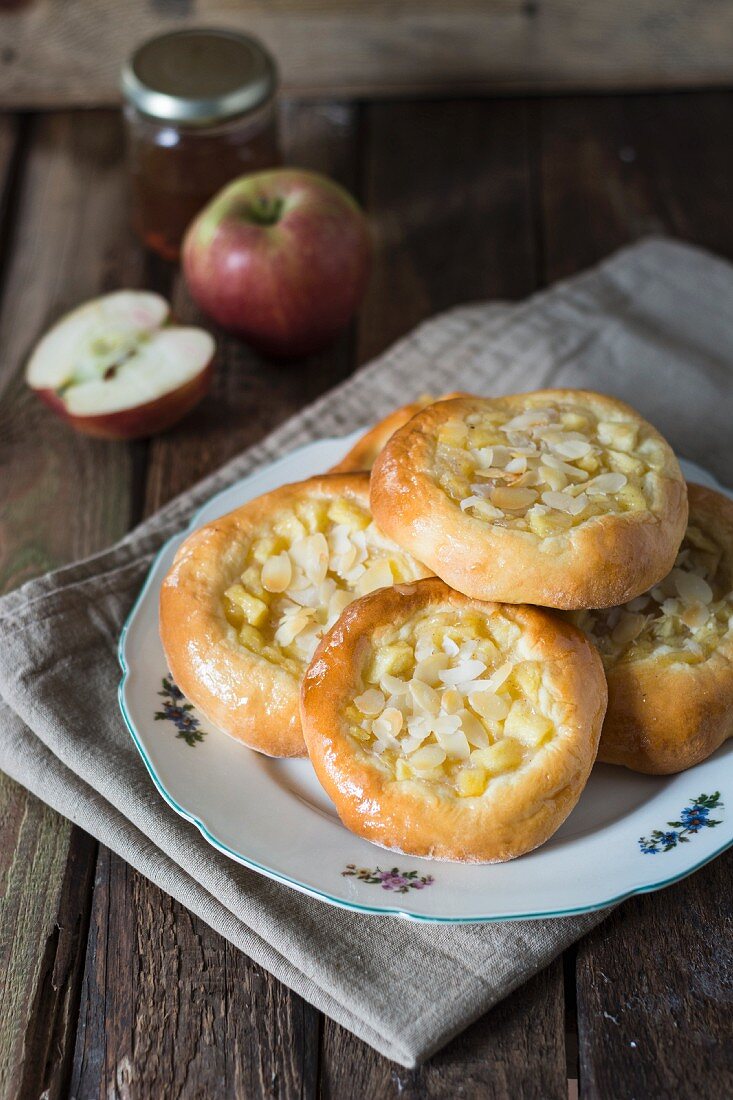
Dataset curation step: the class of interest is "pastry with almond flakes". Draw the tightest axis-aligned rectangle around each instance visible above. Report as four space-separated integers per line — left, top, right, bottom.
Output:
160 474 431 757
300 578 607 862
569 483 733 774
370 390 688 610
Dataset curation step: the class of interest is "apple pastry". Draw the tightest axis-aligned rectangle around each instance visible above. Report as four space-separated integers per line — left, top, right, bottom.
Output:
300 578 607 862
570 483 733 774
370 390 687 609
160 474 431 757
330 393 465 474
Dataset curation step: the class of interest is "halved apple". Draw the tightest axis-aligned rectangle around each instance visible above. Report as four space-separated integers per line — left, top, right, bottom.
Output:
26 291 215 440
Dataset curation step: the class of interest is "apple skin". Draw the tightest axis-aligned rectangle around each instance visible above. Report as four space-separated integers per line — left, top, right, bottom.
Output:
182 169 372 358
34 361 213 441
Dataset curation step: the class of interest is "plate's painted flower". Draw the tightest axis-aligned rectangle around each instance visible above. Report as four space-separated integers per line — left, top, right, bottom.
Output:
342 864 435 894
639 792 722 854
155 675 206 746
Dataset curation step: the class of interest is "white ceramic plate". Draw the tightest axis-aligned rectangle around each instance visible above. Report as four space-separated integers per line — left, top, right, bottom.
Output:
119 436 732 921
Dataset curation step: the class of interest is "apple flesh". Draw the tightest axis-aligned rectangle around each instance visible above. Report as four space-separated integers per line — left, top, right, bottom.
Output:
182 169 371 358
26 291 215 440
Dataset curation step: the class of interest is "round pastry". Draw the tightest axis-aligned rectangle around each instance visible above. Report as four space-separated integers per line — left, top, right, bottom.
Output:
570 483 733 774
370 390 688 610
160 473 431 757
300 577 607 862
330 393 464 474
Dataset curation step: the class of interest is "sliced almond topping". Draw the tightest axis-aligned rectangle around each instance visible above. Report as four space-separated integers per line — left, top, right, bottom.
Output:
501 408 556 432
491 486 538 511
487 660 514 691
260 551 292 593
354 688 386 715
610 612 647 647
373 707 403 739
409 679 441 716
441 688 463 714
586 472 627 495
460 495 503 519
458 710 490 748
274 607 316 647
540 464 568 492
468 690 510 722
681 602 710 630
674 569 713 606
439 659 487 686
541 490 587 516
551 437 593 460
355 558 394 596
414 653 450 684
410 745 447 771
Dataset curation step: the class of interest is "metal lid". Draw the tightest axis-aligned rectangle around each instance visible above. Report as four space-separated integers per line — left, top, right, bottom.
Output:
121 29 277 126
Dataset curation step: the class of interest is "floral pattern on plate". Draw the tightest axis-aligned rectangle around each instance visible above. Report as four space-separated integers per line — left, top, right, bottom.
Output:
638 792 722 854
342 864 435 893
155 675 207 747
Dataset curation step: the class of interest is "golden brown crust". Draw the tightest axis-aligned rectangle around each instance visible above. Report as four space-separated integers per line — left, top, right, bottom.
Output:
370 390 688 610
329 393 467 474
300 578 607 862
159 473 429 758
598 483 733 774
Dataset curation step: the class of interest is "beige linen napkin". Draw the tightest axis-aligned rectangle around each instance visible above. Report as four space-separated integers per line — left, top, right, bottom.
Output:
1 238 731 1067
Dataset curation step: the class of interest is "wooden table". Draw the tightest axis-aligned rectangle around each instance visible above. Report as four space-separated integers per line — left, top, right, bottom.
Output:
1 93 731 1100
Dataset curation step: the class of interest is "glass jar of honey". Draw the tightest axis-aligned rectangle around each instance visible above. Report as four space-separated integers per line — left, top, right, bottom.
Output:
122 29 281 261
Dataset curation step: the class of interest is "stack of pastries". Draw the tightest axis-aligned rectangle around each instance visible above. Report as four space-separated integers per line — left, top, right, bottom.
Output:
160 390 733 863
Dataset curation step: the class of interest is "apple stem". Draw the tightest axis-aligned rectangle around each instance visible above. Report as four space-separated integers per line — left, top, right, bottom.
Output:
246 194 285 227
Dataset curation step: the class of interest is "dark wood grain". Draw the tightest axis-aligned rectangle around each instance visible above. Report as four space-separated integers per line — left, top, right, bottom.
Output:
576 853 733 1100
0 110 149 1100
71 101 358 1100
320 961 567 1100
537 90 733 282
538 91 733 1100
358 97 537 363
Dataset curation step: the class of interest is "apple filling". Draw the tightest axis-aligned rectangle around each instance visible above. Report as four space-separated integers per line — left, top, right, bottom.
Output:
434 400 666 535
343 608 561 798
570 524 733 666
223 495 428 674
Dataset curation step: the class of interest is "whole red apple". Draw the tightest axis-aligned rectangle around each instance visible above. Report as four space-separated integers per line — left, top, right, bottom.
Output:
182 169 371 358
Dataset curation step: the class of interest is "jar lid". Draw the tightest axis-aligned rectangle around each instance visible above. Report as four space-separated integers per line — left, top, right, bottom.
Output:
121 29 277 126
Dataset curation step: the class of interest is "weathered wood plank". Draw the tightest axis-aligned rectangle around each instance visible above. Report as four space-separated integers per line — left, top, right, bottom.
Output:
0 110 149 1100
537 91 733 282
320 962 567 1099
5 1 733 107
357 97 537 364
71 101 358 1099
576 854 733 1099
538 91 733 1099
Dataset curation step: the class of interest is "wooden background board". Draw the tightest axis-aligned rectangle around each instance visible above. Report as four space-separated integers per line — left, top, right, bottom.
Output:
5 1 733 107
0 91 732 1098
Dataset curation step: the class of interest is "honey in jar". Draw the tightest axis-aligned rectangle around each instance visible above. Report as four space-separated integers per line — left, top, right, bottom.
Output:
122 29 281 261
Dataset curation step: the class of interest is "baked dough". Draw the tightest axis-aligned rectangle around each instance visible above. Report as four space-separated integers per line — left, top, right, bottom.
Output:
330 393 464 474
160 473 431 757
370 390 688 609
300 577 607 862
569 483 733 774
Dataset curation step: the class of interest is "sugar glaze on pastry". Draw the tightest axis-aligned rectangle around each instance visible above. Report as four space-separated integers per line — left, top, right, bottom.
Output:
570 483 733 774
370 390 688 609
160 473 430 757
301 578 607 862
